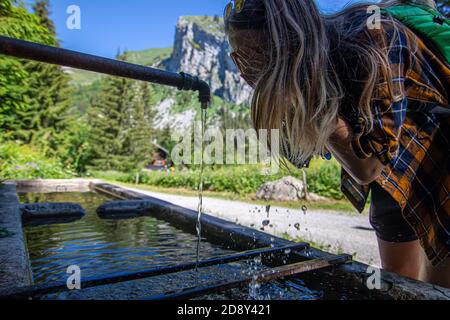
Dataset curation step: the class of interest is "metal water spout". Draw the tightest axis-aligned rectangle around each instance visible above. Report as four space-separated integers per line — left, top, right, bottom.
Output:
0 36 211 109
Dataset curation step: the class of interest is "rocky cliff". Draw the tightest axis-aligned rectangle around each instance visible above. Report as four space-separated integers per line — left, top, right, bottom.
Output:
68 16 253 130
163 16 253 105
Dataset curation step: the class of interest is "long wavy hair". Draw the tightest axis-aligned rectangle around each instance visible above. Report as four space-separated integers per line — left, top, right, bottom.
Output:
225 0 434 167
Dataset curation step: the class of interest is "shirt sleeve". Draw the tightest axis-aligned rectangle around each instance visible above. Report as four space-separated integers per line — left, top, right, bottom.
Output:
351 25 413 165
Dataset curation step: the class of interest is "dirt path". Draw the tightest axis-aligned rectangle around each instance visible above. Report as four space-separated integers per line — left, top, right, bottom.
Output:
122 186 381 267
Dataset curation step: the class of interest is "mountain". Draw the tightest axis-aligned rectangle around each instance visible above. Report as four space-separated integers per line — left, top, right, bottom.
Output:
163 16 252 105
65 68 102 86
67 47 172 87
68 16 252 105
127 47 172 66
67 16 253 131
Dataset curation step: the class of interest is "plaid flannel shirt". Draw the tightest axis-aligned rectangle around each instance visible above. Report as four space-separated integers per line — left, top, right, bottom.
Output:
340 18 450 265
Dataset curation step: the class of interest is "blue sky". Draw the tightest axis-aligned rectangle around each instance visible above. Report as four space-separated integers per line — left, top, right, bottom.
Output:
28 0 362 58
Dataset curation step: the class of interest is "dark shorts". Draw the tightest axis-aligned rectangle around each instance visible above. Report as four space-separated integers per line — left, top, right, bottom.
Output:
369 182 418 243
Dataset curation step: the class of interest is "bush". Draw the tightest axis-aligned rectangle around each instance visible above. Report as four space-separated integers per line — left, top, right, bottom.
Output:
99 158 343 200
89 170 130 181
307 159 343 199
0 141 73 180
112 166 271 195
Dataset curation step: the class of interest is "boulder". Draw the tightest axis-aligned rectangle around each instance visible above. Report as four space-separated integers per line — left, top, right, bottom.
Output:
256 176 327 202
256 176 306 202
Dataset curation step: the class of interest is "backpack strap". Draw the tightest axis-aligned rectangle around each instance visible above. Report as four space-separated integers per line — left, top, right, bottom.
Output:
381 4 450 64
381 4 450 116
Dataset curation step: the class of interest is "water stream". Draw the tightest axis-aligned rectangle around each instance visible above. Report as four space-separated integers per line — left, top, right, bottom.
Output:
249 151 274 299
192 111 313 297
195 107 207 270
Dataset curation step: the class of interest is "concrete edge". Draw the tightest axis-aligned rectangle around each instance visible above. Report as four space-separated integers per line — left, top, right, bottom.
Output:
13 179 103 193
92 182 450 300
92 182 299 252
2 179 448 299
0 183 33 290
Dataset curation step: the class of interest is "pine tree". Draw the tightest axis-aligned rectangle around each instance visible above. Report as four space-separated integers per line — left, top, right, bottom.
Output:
87 75 132 171
86 54 155 172
33 0 56 37
25 0 73 156
25 62 73 155
155 125 175 164
124 82 155 172
0 0 72 158
0 0 55 140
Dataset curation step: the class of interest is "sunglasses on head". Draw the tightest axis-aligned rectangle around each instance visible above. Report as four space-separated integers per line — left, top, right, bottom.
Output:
224 0 246 20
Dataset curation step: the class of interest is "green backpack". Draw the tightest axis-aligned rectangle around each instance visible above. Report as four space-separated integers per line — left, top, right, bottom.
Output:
382 3 450 64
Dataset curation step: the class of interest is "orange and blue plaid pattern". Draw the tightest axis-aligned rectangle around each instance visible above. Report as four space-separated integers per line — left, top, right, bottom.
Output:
341 19 450 265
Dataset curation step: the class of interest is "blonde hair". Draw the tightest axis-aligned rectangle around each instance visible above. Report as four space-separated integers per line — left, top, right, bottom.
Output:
225 0 425 167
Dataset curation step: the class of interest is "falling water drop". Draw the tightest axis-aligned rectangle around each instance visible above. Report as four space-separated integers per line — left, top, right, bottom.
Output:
302 205 308 215
265 205 271 218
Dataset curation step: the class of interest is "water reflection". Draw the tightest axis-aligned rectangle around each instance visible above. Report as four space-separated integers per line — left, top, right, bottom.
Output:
19 192 381 300
20 192 234 285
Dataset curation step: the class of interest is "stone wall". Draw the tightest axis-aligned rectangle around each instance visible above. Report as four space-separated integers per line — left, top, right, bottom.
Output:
1 179 449 299
14 179 101 193
93 182 450 300
0 183 32 290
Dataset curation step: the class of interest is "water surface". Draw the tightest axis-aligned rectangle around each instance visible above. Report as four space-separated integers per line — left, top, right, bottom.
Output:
20 191 383 300
20 192 235 285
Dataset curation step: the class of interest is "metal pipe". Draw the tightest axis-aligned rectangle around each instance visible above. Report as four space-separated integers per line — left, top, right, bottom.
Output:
145 254 352 300
0 36 211 108
0 243 309 300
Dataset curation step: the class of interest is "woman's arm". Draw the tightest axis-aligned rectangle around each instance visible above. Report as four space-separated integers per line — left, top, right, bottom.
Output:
328 117 385 185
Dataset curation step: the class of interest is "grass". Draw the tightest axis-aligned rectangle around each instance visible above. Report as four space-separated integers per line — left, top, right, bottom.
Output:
127 47 173 66
91 159 369 215
97 159 345 199
106 180 364 215
66 68 102 86
67 47 173 87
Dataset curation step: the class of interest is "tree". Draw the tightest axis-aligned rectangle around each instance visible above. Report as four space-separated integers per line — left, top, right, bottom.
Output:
87 75 132 171
154 125 176 165
25 61 73 155
56 121 92 174
33 0 56 37
86 54 154 172
0 0 56 140
123 82 155 172
0 0 72 158
25 0 73 156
